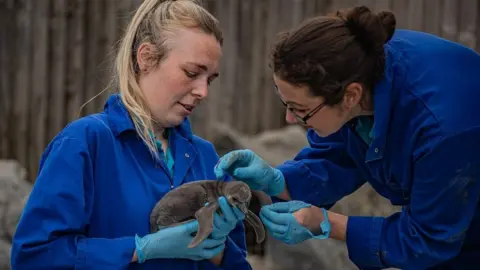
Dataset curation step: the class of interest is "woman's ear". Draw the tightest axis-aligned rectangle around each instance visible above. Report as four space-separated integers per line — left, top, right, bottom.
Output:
136 42 154 73
342 82 363 109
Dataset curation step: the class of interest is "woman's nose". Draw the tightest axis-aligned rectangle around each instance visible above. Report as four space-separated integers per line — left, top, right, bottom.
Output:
192 84 208 99
285 110 298 124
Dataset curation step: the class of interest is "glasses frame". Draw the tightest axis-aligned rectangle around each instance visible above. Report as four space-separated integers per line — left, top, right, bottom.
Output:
274 85 325 125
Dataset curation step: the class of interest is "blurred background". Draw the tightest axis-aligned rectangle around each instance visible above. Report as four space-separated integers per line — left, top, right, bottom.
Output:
0 0 479 269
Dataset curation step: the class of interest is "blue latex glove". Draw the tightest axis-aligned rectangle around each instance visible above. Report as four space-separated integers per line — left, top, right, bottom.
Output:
210 196 245 240
134 220 225 263
259 201 330 245
214 149 285 196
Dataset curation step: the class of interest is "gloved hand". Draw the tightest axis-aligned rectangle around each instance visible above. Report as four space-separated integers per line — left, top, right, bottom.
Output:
214 149 285 196
134 220 225 263
259 201 330 245
210 196 245 240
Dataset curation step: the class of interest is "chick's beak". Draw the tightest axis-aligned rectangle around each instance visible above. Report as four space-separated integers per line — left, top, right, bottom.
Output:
238 203 249 214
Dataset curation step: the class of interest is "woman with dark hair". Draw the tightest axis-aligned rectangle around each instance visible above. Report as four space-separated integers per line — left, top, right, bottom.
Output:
215 6 480 270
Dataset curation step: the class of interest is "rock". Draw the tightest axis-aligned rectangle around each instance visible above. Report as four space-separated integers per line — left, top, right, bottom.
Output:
0 160 32 269
0 238 10 270
210 124 400 270
0 160 32 241
211 123 308 166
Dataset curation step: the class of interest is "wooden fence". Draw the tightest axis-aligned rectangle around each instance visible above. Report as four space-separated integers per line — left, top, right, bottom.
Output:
1 0 479 183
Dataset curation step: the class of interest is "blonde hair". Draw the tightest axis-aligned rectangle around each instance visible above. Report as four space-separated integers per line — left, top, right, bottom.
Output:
115 0 222 158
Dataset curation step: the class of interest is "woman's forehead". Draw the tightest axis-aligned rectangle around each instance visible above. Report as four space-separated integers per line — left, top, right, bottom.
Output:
168 29 222 69
273 76 315 105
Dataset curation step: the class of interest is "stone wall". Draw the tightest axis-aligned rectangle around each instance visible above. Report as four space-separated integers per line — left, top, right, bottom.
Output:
0 160 32 269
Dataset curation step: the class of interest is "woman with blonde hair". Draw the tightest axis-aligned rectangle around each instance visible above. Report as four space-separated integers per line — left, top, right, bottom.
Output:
11 0 251 269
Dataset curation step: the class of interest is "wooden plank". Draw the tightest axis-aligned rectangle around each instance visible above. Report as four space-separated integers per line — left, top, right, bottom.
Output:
457 0 477 48
100 0 118 105
391 0 409 29
88 0 115 112
48 0 67 141
407 0 423 31
356 0 376 10
234 0 252 134
423 0 442 36
477 0 480 52
13 0 32 170
222 0 238 126
261 0 280 132
0 1 4 156
0 0 14 157
116 0 132 40
441 0 459 41
246 0 266 134
303 0 318 19
92 0 109 112
374 0 391 12
4 0 17 158
291 0 304 25
330 0 358 13
315 0 331 16
29 0 49 180
84 0 102 115
66 0 87 122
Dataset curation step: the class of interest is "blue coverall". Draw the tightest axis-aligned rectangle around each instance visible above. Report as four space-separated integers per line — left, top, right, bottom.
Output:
10 94 251 270
276 30 480 269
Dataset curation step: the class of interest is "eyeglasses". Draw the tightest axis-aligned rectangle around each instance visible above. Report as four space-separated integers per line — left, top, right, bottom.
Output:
274 85 325 125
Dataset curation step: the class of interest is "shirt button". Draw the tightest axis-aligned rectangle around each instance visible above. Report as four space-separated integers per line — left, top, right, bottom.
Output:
170 185 174 189
374 148 379 153
185 153 190 158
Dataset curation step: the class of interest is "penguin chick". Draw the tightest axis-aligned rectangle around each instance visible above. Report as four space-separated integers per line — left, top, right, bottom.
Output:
149 180 266 248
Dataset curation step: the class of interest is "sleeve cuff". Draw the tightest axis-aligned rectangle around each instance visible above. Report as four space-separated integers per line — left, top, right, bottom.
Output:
276 161 334 209
75 236 136 269
276 161 313 201
346 216 386 269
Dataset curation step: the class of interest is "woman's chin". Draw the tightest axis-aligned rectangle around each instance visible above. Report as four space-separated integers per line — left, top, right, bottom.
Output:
164 115 186 127
313 128 331 138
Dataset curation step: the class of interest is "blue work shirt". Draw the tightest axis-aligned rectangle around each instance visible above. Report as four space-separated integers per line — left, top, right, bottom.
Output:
10 94 251 270
277 29 480 269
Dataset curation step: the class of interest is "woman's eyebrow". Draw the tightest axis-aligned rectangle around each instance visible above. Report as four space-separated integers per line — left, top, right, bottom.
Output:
186 61 219 77
286 100 307 108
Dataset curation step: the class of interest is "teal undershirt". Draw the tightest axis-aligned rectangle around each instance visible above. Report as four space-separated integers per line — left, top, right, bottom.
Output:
151 129 175 176
355 116 375 146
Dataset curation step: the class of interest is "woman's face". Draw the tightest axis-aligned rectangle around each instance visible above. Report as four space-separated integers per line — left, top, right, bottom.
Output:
137 27 222 128
273 74 362 137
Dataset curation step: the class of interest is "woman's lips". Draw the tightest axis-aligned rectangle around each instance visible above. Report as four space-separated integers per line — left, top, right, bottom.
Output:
178 102 195 113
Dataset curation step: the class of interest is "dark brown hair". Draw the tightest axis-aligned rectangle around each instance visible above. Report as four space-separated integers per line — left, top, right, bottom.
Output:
270 6 396 107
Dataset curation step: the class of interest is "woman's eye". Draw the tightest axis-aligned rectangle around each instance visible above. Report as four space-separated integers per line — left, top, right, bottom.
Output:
289 108 306 114
207 77 216 85
184 70 198 78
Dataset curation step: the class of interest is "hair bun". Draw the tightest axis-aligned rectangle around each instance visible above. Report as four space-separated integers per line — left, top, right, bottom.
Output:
340 6 396 53
377 10 396 41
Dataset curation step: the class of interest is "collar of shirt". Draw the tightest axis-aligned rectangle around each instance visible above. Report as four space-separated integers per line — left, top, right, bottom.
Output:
364 45 405 163
104 93 194 142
